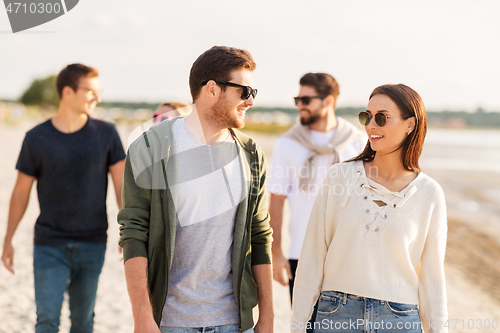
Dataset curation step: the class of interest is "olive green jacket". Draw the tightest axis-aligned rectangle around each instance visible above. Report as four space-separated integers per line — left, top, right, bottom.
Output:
118 118 272 332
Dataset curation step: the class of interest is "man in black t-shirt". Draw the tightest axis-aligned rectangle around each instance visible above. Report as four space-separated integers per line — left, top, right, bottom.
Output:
1 64 126 333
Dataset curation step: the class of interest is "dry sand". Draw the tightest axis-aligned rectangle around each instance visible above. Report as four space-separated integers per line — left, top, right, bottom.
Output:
0 122 499 333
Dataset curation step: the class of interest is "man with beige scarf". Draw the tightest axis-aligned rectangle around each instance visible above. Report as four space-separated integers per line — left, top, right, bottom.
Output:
268 73 366 304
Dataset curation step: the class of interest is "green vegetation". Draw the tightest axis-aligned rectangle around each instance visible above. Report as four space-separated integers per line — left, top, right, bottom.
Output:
424 109 500 128
240 122 292 134
249 106 365 116
98 101 161 110
19 75 58 107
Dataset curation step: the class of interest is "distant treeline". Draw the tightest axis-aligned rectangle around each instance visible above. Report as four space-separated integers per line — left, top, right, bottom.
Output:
2 99 500 128
5 73 500 128
73 102 500 128
251 106 500 128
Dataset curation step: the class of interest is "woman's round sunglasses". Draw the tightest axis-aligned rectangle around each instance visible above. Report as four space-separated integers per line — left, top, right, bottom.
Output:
358 111 409 127
202 80 258 101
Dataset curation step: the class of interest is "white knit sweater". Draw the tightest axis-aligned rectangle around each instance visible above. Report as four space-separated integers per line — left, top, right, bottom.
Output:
291 160 448 333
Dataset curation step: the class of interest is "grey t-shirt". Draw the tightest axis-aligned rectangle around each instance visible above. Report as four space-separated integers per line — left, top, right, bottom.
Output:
161 119 242 327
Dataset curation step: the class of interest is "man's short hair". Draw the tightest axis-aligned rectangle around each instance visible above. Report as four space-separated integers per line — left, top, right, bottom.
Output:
189 46 256 102
299 73 340 102
56 63 99 99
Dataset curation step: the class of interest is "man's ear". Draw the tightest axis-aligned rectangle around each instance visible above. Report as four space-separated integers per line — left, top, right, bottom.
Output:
324 95 335 108
204 80 219 100
61 86 75 101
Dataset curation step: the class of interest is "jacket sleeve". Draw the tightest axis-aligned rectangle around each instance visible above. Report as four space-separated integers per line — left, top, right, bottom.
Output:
250 147 273 266
118 150 152 262
417 186 448 333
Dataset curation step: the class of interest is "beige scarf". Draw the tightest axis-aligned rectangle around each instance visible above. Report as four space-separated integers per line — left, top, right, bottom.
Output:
284 117 365 191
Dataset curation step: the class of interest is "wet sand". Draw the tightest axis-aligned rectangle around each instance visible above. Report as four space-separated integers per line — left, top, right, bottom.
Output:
0 123 499 333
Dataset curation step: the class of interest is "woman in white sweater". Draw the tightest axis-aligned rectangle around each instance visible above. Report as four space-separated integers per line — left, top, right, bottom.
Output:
291 84 447 333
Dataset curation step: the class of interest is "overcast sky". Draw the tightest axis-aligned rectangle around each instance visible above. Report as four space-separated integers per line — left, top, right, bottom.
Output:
1 0 499 111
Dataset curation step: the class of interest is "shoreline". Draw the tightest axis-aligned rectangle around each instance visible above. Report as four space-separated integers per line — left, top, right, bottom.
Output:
446 217 500 305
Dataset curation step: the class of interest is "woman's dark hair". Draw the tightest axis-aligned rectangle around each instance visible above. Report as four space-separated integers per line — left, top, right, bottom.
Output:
350 84 427 172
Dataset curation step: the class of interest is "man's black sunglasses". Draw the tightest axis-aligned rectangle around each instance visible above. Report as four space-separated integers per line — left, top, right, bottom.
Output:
358 111 409 127
294 95 327 106
202 80 258 101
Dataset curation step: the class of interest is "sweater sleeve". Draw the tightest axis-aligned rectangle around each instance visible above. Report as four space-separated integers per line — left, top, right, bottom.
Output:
290 167 334 332
417 186 448 333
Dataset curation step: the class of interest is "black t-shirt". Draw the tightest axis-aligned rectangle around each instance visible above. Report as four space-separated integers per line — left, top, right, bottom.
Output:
16 117 126 245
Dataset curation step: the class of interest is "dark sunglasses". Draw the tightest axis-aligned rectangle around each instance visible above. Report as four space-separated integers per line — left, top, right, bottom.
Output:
293 95 326 106
202 80 257 101
358 111 409 127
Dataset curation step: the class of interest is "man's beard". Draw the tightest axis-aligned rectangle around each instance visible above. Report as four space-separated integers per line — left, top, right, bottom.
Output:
206 97 244 129
299 110 321 126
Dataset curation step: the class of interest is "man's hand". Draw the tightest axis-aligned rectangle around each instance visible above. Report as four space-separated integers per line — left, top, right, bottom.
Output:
125 257 159 333
2 241 15 274
254 317 274 333
2 171 35 275
133 318 160 333
272 251 292 286
252 264 274 333
269 193 290 286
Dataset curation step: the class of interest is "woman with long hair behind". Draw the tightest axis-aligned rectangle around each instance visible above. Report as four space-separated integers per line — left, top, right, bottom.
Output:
291 84 447 333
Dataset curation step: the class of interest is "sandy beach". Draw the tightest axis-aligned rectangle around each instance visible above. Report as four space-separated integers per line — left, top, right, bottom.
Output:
1 121 500 333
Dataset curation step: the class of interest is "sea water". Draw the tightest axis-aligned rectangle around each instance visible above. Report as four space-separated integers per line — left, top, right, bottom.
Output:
421 128 500 173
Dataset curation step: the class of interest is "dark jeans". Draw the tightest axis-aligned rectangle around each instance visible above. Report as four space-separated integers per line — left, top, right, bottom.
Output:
289 259 298 303
33 242 106 333
289 259 318 333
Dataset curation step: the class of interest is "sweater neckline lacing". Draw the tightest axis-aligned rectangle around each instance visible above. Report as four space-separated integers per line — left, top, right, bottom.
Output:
339 161 420 240
364 178 417 220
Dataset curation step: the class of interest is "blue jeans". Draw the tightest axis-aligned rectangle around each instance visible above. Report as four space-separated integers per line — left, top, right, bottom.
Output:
160 324 254 333
312 291 422 333
33 243 106 333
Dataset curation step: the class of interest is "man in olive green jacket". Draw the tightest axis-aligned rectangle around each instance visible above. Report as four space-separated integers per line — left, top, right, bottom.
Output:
118 46 273 333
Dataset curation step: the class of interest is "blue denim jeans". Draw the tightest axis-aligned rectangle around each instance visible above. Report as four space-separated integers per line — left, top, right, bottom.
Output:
312 291 422 333
33 243 106 333
160 324 254 333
